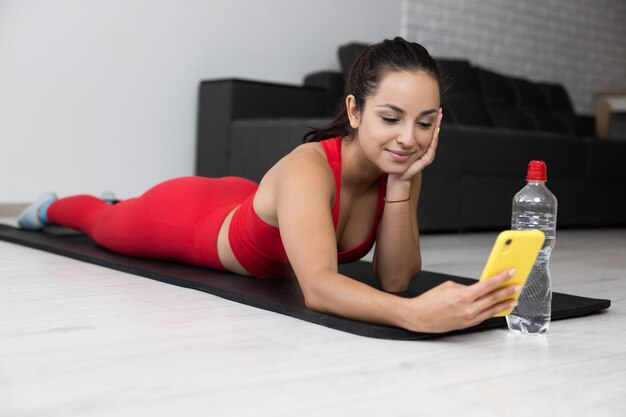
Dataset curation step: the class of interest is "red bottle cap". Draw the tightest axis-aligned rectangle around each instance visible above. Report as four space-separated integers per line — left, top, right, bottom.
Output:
526 160 547 181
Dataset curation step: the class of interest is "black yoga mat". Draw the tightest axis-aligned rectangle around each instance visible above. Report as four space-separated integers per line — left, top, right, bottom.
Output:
0 223 611 340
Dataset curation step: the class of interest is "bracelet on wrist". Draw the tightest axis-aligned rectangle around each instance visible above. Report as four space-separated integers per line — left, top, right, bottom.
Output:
384 196 411 203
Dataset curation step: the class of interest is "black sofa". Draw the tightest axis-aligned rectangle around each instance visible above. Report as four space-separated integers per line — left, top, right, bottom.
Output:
196 43 626 232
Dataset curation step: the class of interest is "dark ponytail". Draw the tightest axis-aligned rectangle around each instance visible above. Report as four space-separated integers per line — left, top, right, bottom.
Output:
303 37 442 143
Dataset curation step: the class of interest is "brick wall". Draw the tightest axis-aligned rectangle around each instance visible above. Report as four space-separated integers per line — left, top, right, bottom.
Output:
402 0 626 114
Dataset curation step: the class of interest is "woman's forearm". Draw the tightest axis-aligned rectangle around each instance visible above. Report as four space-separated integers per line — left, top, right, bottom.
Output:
373 180 421 291
302 270 410 329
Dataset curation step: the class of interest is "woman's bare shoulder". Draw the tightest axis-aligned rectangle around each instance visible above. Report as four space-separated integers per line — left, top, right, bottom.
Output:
286 142 326 163
266 142 331 182
253 142 334 224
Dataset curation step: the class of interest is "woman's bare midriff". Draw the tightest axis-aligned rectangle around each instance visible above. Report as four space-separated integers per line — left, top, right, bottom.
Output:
216 205 252 276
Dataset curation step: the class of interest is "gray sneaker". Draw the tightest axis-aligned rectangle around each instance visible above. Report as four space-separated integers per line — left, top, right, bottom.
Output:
17 192 58 230
101 191 117 203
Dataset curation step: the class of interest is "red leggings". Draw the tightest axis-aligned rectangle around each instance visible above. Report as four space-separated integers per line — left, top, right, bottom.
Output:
47 176 258 269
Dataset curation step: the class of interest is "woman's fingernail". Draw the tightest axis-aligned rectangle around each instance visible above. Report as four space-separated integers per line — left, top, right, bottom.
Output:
514 285 523 293
508 269 517 277
510 301 519 307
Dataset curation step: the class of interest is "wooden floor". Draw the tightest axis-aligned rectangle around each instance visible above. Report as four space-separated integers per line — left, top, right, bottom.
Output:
1 214 625 417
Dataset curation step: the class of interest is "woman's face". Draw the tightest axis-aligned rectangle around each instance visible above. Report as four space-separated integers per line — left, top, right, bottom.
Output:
347 70 440 175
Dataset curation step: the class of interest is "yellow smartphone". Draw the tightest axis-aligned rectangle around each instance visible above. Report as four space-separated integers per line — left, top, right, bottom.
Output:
479 230 545 316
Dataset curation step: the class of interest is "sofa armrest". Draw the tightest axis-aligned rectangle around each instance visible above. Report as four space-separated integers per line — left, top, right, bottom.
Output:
229 118 332 182
196 78 335 178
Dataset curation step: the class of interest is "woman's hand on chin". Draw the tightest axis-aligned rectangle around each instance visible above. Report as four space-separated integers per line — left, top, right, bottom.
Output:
391 108 443 183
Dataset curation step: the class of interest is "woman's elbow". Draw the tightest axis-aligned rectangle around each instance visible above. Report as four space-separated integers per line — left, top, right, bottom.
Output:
381 279 411 293
300 282 325 312
378 265 421 293
297 269 337 312
303 292 321 311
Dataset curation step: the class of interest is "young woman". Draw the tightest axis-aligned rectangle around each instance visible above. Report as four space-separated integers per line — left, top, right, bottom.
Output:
18 37 520 333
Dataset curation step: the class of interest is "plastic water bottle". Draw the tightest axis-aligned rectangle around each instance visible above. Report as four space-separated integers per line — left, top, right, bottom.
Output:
507 160 557 335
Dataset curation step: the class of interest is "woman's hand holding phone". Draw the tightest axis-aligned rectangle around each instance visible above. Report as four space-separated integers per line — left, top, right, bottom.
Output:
396 230 544 333
398 269 522 333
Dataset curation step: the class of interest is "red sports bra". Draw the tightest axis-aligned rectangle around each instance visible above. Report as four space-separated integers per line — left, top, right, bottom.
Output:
228 137 387 278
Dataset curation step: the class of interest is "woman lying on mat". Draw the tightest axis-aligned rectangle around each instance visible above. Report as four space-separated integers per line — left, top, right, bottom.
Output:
19 37 520 333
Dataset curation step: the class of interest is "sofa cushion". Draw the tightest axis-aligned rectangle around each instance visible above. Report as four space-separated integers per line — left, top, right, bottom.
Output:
476 68 538 131
476 67 516 105
442 93 492 126
489 108 540 131
538 83 595 136
510 77 548 107
338 42 369 75
438 59 491 127
508 78 572 134
539 83 575 110
438 125 587 177
437 59 481 95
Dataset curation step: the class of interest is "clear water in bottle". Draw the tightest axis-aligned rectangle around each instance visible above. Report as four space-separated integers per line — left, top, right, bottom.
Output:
507 161 557 335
